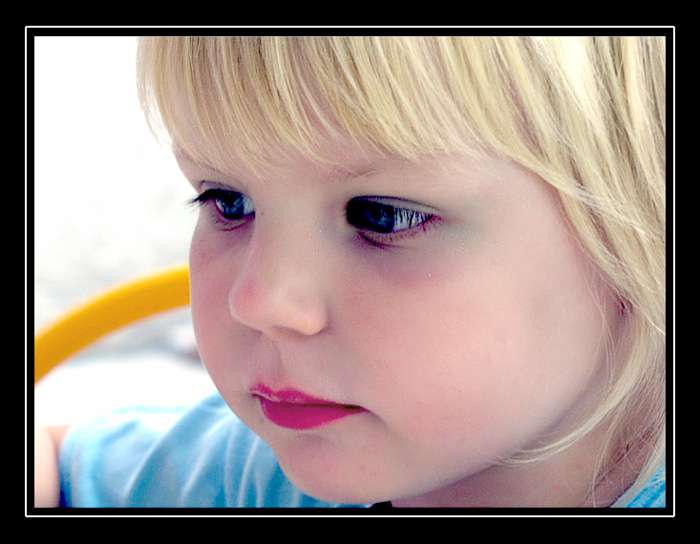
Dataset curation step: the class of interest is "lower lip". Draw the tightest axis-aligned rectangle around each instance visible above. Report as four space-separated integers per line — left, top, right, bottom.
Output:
257 395 367 430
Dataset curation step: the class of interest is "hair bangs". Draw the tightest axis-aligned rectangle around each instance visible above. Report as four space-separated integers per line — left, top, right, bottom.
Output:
138 37 499 174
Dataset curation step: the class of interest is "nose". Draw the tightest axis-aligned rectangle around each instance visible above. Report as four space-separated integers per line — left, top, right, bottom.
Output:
228 225 330 337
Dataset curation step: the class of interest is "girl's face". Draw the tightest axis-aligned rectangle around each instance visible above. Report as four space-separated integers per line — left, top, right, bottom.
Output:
179 137 619 506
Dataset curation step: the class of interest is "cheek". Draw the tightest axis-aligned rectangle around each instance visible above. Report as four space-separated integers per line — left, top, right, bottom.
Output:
340 242 524 372
336 270 529 471
339 229 610 448
188 224 245 381
338 249 517 417
189 222 226 323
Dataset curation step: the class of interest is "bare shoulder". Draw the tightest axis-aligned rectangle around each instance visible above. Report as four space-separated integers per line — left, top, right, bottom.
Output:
34 424 71 508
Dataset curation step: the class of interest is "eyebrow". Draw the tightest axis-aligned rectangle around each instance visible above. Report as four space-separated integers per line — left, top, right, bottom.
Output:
323 164 380 184
174 147 227 176
322 154 416 185
175 150 246 191
174 140 416 192
178 149 382 186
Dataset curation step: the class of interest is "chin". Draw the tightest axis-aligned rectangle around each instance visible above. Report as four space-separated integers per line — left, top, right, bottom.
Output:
276 456 395 506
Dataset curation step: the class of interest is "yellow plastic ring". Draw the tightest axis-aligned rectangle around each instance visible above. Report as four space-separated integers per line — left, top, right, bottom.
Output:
34 263 190 384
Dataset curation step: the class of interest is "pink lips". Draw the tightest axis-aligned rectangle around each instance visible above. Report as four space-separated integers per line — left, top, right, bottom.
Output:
252 385 367 430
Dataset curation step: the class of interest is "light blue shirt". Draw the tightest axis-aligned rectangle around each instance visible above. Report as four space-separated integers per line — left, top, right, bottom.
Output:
611 463 666 508
59 393 354 507
58 393 666 509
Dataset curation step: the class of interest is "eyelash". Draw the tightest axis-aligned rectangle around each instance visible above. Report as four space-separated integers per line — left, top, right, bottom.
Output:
191 188 436 246
345 198 436 248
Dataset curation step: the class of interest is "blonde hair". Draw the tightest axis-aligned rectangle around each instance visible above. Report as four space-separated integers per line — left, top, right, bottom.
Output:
138 36 666 496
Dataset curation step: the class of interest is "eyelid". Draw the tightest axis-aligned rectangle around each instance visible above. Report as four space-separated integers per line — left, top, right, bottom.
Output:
347 196 437 222
194 179 245 194
190 187 233 205
354 195 436 213
190 183 251 206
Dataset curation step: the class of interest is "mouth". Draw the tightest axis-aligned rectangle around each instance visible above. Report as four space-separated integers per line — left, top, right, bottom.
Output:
252 385 367 430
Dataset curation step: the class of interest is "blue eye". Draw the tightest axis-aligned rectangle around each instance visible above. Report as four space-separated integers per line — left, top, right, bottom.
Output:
192 188 255 222
346 198 432 234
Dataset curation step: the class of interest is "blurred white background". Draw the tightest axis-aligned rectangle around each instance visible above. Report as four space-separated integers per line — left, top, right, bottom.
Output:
32 36 216 425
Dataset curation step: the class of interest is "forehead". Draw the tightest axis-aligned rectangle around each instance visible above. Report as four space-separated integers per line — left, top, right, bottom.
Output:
174 131 414 188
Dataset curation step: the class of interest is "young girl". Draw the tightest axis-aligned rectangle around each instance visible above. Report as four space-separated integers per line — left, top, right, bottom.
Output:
36 36 666 509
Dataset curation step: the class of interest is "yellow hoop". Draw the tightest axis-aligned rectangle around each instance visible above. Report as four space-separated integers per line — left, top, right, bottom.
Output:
34 263 190 384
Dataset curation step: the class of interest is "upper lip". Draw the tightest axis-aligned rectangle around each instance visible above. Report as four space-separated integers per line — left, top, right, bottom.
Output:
251 384 348 406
